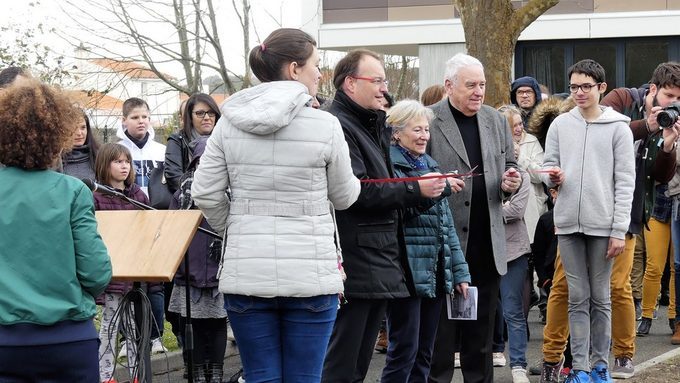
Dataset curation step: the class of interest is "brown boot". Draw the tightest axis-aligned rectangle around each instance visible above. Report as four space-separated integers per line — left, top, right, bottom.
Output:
672 321 680 345
374 328 388 353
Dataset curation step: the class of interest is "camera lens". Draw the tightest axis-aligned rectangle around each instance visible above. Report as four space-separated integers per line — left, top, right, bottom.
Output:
657 109 679 129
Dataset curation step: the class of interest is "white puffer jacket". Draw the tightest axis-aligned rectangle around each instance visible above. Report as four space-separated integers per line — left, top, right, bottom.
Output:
191 81 360 298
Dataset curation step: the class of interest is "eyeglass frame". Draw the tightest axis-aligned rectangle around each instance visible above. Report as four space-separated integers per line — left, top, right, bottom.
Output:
193 110 217 119
568 82 602 94
515 89 535 97
351 75 389 87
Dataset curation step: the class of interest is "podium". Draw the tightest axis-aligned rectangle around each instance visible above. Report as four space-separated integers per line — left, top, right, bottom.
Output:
96 210 204 382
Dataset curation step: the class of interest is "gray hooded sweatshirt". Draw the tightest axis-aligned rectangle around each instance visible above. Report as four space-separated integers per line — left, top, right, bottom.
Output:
542 106 635 239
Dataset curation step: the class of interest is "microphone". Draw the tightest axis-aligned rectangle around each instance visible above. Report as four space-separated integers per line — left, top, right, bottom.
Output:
81 178 125 198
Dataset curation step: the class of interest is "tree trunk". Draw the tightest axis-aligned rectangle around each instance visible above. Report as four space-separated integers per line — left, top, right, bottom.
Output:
455 0 558 107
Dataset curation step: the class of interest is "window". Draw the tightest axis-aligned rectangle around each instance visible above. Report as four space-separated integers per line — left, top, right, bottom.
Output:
522 45 565 95
516 37 680 94
625 41 668 88
574 42 616 86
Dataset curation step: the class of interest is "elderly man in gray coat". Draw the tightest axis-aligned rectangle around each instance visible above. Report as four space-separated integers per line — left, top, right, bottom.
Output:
426 53 522 383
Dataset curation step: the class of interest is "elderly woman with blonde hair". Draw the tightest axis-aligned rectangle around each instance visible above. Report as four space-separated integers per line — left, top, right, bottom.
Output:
380 99 470 383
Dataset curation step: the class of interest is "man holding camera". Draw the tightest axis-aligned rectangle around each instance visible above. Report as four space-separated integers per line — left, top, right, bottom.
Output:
600 61 680 372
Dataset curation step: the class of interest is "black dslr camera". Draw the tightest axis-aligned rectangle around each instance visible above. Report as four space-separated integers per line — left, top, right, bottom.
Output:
657 102 680 129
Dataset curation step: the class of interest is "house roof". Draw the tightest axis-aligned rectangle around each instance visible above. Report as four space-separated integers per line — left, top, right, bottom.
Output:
89 58 174 80
65 89 124 112
180 93 229 107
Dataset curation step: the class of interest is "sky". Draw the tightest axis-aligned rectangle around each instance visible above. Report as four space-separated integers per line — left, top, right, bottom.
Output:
0 0 306 79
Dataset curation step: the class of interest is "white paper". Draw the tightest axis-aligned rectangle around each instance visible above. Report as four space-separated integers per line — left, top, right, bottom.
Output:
446 286 478 320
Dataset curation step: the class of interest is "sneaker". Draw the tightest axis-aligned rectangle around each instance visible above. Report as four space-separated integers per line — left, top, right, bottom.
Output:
559 367 571 382
493 352 506 367
637 317 652 336
454 352 461 368
590 363 612 383
539 359 564 383
374 328 388 353
529 359 543 375
565 370 591 383
611 357 634 379
634 299 642 321
511 367 530 383
150 337 167 354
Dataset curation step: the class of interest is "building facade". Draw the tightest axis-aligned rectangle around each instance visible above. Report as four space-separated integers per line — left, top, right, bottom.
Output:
303 0 680 95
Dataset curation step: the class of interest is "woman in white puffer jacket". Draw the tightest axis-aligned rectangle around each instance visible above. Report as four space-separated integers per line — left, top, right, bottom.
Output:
191 28 360 383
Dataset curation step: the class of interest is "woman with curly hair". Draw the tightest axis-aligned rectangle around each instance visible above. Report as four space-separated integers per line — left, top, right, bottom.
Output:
0 80 112 382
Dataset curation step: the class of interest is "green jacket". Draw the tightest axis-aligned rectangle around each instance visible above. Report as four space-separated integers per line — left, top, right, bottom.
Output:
390 146 471 298
0 167 111 325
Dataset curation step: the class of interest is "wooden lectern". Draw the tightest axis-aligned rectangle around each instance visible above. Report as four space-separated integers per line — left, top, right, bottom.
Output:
96 210 203 282
96 210 204 382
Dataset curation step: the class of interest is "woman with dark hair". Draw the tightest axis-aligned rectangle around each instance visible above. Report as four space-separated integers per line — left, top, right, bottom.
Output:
191 28 360 382
62 111 99 180
165 93 221 193
0 80 112 382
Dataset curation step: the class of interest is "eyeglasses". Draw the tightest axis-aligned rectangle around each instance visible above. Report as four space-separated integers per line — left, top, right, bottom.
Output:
516 90 534 97
352 76 389 87
193 110 217 118
568 83 601 93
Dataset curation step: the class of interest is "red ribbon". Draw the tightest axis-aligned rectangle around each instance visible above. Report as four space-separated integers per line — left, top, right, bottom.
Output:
360 172 481 184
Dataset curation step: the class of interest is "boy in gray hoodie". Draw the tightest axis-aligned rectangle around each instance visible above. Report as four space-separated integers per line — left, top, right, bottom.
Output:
542 59 635 383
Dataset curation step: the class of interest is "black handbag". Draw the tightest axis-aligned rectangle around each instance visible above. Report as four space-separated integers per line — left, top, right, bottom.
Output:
148 162 173 209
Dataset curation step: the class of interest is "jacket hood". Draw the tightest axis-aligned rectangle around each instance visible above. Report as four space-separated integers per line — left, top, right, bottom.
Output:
527 96 574 147
511 76 543 106
568 105 631 125
221 81 313 135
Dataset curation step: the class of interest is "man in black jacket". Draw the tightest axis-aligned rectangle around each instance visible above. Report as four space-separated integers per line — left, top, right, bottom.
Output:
321 49 453 383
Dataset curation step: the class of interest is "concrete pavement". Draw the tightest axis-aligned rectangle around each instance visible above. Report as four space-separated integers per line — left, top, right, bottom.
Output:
134 305 679 382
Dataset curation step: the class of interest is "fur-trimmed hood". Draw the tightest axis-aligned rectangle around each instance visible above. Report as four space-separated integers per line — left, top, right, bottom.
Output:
526 96 575 149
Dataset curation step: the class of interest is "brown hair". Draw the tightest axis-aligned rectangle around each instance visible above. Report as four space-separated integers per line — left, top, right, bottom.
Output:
650 62 680 90
420 85 446 106
249 28 316 83
122 97 150 117
332 49 382 90
182 93 221 138
95 143 136 187
0 80 79 169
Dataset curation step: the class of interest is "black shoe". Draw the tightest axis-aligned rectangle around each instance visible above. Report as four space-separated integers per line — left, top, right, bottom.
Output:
671 318 677 333
637 317 652 336
634 298 642 321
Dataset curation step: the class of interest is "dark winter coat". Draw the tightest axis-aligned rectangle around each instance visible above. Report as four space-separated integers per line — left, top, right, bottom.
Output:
164 132 191 193
170 191 220 289
390 146 470 298
532 208 556 288
329 90 428 299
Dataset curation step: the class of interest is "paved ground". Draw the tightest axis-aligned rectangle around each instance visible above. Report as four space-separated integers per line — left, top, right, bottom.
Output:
124 304 680 382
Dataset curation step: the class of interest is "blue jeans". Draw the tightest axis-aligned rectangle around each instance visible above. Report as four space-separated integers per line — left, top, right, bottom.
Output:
148 289 165 339
224 294 338 383
671 198 680 322
558 234 612 371
500 255 529 368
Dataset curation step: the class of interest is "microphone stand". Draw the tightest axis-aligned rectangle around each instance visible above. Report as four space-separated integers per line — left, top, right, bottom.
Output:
95 188 219 383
